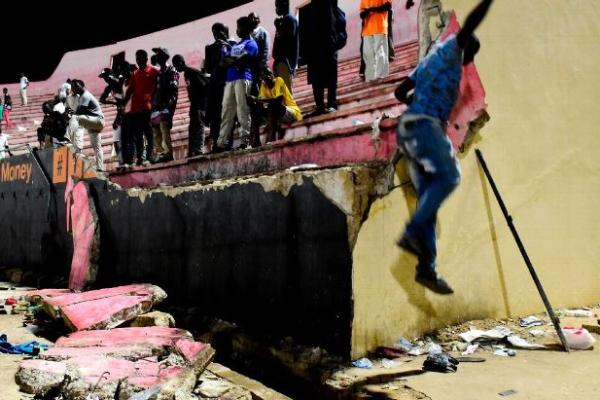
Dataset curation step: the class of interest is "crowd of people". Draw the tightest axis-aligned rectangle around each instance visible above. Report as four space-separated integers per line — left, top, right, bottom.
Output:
1 0 496 295
22 0 410 170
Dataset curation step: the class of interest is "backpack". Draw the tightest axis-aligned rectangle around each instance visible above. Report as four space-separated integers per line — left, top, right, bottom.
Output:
333 6 348 51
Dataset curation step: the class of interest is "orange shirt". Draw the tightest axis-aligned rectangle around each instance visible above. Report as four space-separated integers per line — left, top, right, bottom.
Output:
360 0 391 36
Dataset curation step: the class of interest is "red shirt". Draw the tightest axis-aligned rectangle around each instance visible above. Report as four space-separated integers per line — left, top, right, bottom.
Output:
128 66 159 113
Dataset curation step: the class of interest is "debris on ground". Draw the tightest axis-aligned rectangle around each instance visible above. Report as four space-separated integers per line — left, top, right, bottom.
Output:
559 309 593 318
129 311 176 328
352 358 374 369
0 334 49 355
519 316 544 328
492 346 516 357
40 284 167 331
422 353 459 373
562 327 596 350
3 283 213 399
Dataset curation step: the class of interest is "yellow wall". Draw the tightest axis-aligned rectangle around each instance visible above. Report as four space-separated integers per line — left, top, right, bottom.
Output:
351 0 600 358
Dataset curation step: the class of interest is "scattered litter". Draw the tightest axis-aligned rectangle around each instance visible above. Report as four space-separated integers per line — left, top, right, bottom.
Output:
493 346 516 357
18 126 27 132
0 335 49 355
352 118 365 126
381 358 396 369
459 326 512 343
352 358 374 369
562 327 596 350
529 329 546 337
408 347 425 356
560 309 593 318
395 337 414 352
499 389 517 397
520 316 544 328
5 298 17 306
461 343 479 355
374 346 406 359
425 340 442 355
422 352 459 373
129 387 161 400
506 335 546 349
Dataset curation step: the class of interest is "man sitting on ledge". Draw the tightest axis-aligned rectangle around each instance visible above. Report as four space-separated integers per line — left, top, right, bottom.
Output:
247 68 302 146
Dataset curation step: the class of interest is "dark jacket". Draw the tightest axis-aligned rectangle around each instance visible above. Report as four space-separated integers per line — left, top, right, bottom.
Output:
273 13 299 72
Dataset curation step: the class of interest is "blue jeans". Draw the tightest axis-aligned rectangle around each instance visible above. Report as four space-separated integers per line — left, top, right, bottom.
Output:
397 114 461 272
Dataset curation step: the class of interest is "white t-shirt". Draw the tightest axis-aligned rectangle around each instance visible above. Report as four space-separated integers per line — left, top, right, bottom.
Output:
53 102 66 113
78 90 104 119
20 77 29 90
0 133 9 159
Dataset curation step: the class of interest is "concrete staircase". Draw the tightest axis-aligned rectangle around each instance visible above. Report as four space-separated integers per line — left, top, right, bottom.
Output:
3 41 417 175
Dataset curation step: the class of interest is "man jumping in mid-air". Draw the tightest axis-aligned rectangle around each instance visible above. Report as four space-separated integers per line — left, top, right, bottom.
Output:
395 0 494 295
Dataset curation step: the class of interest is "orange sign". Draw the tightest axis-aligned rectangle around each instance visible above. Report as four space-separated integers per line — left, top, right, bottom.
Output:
52 147 97 183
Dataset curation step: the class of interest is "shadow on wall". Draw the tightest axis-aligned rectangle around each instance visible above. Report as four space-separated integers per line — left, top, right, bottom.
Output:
477 162 512 317
389 159 439 324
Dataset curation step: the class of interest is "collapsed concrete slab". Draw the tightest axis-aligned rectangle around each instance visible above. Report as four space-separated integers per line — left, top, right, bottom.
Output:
54 326 192 347
41 284 167 331
42 284 166 320
65 178 101 291
15 359 69 395
17 327 215 399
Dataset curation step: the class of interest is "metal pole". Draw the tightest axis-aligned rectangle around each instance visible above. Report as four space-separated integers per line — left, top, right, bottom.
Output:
475 149 569 352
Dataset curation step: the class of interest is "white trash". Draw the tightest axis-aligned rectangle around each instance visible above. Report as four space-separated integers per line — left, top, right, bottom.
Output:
561 309 593 318
562 327 596 350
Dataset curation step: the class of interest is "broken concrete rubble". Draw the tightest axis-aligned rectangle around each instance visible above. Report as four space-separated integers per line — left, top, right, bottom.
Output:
130 311 176 328
41 284 167 331
16 327 215 399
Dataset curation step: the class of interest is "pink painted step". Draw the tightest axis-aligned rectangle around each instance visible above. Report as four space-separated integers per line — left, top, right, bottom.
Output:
41 345 158 361
44 284 166 319
55 326 192 348
61 294 154 331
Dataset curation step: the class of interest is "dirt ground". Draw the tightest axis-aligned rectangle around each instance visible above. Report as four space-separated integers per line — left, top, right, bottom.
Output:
333 310 600 400
0 313 42 400
1 289 599 400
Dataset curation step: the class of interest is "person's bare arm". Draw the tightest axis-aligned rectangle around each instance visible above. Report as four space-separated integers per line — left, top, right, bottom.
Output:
457 0 494 48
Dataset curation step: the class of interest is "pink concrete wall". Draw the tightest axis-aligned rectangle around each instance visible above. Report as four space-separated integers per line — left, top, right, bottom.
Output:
1 0 420 95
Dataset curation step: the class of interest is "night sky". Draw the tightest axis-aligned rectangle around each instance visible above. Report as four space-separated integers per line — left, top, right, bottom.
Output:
1 1 248 83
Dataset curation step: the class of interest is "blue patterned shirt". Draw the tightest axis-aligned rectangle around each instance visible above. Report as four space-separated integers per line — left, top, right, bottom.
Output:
406 34 463 122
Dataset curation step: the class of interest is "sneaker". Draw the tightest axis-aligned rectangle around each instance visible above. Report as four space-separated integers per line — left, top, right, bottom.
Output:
415 269 454 295
236 143 252 151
